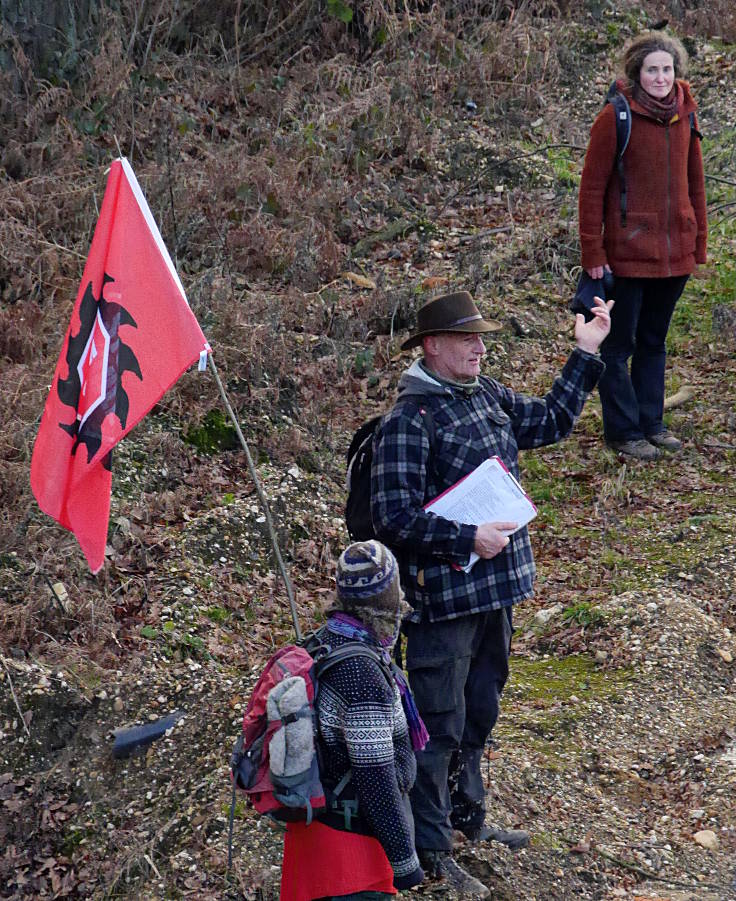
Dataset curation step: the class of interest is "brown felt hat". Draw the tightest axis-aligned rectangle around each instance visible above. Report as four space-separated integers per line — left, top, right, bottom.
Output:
400 291 502 351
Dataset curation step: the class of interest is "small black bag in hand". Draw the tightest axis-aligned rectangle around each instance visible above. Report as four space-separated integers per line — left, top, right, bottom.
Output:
570 269 615 319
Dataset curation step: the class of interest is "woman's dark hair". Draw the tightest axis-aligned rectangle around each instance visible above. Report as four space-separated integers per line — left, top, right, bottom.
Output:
622 31 689 85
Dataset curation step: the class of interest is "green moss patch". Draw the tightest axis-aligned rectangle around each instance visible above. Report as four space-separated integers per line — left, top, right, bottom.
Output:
499 655 633 768
184 410 239 454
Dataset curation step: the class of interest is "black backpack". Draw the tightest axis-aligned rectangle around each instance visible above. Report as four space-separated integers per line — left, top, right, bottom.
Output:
345 403 436 541
605 81 701 228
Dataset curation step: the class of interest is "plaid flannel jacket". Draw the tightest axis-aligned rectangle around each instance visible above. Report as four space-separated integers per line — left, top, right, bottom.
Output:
371 348 604 622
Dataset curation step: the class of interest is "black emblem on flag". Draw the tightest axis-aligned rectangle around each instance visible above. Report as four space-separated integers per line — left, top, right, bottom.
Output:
57 273 142 467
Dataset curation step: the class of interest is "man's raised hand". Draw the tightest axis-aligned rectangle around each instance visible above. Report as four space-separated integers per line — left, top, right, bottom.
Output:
575 296 614 354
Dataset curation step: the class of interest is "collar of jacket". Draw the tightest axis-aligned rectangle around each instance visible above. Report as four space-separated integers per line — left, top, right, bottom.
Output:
622 78 697 123
417 359 478 395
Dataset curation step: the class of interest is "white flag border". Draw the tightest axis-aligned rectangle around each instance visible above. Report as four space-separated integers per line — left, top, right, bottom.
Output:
117 156 190 308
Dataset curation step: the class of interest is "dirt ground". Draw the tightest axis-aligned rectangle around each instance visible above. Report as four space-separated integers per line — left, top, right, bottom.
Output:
2 473 735 899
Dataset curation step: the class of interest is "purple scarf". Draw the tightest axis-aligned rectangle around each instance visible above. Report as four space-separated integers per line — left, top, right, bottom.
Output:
327 613 429 751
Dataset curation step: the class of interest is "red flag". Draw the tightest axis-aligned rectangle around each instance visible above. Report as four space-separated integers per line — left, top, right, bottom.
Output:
31 158 209 572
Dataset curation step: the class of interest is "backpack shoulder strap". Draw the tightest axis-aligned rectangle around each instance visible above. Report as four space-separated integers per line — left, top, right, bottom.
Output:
314 641 394 689
605 83 632 227
418 404 436 448
393 399 436 452
605 83 631 149
299 625 331 657
312 640 394 830
689 110 703 140
394 400 438 493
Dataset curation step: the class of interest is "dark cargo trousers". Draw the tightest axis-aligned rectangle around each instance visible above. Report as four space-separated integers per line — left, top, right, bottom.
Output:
403 607 513 851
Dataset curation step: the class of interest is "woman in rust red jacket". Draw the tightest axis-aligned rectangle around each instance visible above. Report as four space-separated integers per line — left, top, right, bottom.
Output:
578 31 707 460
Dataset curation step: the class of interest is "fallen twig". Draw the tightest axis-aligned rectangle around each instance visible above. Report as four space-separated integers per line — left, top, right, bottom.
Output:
663 384 696 410
709 200 736 216
562 836 731 893
433 142 586 221
458 225 514 245
352 218 414 257
0 655 31 737
703 440 736 450
142 853 161 879
705 173 736 187
104 778 213 894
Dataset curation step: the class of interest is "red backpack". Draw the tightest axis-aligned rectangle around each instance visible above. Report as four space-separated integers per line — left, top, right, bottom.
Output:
226 630 391 867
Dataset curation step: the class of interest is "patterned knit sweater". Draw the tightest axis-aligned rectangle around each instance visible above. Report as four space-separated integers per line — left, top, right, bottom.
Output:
315 631 422 884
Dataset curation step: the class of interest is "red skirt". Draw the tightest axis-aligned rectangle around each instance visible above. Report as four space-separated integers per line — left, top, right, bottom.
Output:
280 820 397 901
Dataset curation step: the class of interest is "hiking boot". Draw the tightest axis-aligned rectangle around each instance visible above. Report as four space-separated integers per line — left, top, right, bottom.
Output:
418 849 490 898
646 429 682 452
462 824 530 851
607 438 661 461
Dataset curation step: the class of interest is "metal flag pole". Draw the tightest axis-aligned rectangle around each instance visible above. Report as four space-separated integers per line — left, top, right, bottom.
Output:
207 355 302 642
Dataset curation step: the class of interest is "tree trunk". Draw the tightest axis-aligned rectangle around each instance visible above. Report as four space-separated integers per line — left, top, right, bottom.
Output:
0 0 103 82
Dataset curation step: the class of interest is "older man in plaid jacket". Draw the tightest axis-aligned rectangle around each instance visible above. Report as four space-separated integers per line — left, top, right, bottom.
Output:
371 290 612 894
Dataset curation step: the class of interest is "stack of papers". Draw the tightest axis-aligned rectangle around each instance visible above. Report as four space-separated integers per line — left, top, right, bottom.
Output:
424 456 537 572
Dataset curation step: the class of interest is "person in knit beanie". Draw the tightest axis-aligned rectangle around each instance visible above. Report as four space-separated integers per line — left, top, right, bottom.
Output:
279 540 425 901
330 540 411 647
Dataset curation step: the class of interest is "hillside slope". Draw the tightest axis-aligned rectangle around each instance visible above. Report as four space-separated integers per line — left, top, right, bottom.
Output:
1 2 735 898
